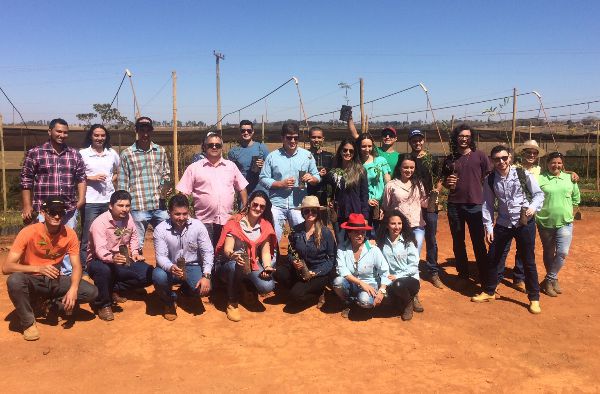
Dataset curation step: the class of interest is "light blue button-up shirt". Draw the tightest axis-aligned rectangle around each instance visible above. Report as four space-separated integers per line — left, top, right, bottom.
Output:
380 235 420 280
482 168 545 234
336 240 391 288
153 218 214 274
259 147 320 209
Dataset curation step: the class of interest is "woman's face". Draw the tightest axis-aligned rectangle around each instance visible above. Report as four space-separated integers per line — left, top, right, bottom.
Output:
360 139 373 159
400 159 415 180
547 157 563 175
91 128 106 150
522 148 539 165
387 215 402 238
248 196 267 220
301 207 319 224
340 143 355 163
348 229 366 245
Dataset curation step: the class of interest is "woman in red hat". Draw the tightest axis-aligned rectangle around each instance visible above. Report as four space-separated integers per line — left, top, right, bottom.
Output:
332 213 391 318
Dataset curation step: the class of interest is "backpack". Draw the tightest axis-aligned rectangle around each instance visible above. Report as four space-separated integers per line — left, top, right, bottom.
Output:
487 167 532 203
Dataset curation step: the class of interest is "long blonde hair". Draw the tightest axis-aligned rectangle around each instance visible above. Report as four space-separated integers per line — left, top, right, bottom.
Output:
333 138 365 189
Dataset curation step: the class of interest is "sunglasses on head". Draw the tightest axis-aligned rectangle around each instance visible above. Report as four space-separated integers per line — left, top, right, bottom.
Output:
250 201 266 210
285 135 300 141
301 208 319 215
206 143 222 149
492 155 510 163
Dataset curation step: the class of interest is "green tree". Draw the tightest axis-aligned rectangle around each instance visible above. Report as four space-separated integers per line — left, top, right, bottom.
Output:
76 112 96 126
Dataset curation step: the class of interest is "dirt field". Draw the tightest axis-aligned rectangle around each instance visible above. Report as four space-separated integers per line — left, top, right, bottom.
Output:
0 211 599 393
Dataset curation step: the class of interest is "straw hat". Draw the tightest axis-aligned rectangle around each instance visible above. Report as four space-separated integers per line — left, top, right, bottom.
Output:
514 140 546 157
294 195 326 211
340 213 373 231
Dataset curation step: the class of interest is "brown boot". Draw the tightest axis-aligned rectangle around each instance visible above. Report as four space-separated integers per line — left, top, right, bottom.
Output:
97 306 114 321
541 279 557 297
401 299 414 321
430 274 445 289
413 295 424 312
552 279 562 294
112 292 127 304
163 304 177 321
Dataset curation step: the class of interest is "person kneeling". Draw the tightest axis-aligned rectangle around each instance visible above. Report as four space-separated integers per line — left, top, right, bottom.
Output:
152 194 213 321
3 196 98 340
333 213 391 318
87 190 153 321
215 191 277 322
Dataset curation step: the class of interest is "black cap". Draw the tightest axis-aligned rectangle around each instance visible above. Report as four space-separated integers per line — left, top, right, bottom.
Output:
41 196 66 211
135 116 154 131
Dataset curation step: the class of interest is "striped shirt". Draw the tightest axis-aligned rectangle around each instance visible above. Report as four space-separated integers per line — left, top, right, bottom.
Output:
20 141 86 213
118 142 171 211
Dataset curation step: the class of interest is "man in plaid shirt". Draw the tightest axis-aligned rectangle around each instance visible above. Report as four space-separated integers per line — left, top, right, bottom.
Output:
118 117 171 249
20 118 87 275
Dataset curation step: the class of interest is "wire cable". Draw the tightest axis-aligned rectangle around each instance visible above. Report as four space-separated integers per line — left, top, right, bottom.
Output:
108 72 128 109
0 85 29 129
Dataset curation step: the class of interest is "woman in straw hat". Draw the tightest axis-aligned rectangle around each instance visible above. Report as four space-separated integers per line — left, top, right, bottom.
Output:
332 213 391 318
514 139 547 181
273 195 336 310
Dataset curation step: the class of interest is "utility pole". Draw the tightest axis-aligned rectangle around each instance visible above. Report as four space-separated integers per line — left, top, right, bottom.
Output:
125 69 141 119
0 114 6 213
172 71 179 183
360 78 365 132
214 50 225 134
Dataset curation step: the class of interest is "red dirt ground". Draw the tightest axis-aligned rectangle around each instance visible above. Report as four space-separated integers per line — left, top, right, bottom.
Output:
0 211 599 392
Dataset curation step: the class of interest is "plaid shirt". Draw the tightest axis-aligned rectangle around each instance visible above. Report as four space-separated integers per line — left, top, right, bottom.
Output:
20 141 87 213
118 142 171 211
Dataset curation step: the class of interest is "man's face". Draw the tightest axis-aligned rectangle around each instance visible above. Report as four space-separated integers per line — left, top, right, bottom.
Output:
282 132 299 151
457 130 472 149
169 205 189 227
309 130 324 150
381 129 397 146
110 199 131 220
409 136 424 153
42 206 65 227
491 150 511 172
204 136 223 159
48 123 69 145
240 125 254 142
136 123 153 144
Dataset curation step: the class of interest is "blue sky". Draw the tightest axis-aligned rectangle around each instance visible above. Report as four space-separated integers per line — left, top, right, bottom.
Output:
1 0 599 125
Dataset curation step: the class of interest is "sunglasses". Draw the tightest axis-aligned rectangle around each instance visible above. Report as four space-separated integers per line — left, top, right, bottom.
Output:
342 148 354 154
240 128 253 134
206 143 222 149
301 208 319 215
285 135 300 141
523 150 539 156
250 202 266 210
381 131 395 138
46 208 66 217
492 155 510 163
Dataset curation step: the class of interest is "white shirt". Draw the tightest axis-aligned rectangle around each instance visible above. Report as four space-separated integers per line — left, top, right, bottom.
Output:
80 147 120 203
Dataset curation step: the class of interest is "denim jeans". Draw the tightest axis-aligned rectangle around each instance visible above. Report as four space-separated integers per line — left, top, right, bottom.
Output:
130 209 169 249
412 226 425 259
216 260 275 303
537 223 574 281
87 259 154 308
38 209 79 276
332 276 375 308
152 265 204 306
446 203 488 280
79 203 109 268
422 209 440 275
484 220 540 301
496 239 526 284
271 206 304 242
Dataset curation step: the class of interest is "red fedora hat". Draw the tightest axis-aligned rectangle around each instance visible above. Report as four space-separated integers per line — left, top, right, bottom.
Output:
340 213 373 231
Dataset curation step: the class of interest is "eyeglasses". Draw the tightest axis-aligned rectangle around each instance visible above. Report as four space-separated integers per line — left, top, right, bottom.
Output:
457 135 471 140
492 155 510 163
285 135 300 141
240 128 253 134
342 148 354 154
250 202 266 210
301 208 319 215
206 143 222 149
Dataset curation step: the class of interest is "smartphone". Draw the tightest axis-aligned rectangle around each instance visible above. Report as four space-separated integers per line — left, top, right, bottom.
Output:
339 105 352 122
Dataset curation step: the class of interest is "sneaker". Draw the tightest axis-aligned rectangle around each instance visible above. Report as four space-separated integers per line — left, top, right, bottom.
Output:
226 303 241 322
413 295 424 313
163 304 177 321
23 322 40 341
529 300 541 314
552 279 562 294
112 292 127 304
541 279 557 297
97 306 114 321
401 299 414 321
341 306 351 319
471 292 496 303
513 281 526 293
430 274 444 289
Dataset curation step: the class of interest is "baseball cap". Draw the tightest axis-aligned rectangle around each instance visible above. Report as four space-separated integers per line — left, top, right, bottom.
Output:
41 196 66 212
408 130 425 139
381 127 397 137
135 116 154 131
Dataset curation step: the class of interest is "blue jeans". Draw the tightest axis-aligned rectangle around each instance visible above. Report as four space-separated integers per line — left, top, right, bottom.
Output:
422 209 440 275
446 203 488 280
271 206 304 242
413 226 425 259
216 260 275 303
38 209 79 276
152 265 204 306
496 239 526 284
537 223 573 281
88 259 154 308
485 220 540 301
79 203 109 268
332 276 375 308
131 209 169 249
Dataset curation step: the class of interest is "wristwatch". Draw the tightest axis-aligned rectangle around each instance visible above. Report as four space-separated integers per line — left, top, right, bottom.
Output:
378 288 387 295
202 273 212 280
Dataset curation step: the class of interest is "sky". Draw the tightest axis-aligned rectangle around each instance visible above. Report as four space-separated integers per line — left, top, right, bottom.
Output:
1 0 599 126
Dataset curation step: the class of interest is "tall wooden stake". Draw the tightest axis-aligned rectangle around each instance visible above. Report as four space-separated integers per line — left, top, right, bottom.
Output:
596 123 599 191
529 121 532 140
261 115 265 142
360 78 365 132
511 88 517 149
586 132 590 180
127 73 141 119
172 71 179 183
450 115 455 132
0 115 6 213
214 51 225 134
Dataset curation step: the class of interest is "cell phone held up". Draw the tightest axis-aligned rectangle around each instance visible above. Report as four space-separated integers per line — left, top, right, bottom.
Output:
339 105 352 122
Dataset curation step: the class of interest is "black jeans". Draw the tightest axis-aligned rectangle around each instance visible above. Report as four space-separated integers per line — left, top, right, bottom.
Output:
87 259 153 308
203 223 223 249
388 277 420 309
422 208 440 275
274 264 331 304
446 203 488 280
7 273 98 328
484 220 540 301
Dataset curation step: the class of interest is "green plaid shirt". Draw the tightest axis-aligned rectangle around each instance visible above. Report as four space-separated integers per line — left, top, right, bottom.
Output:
118 142 171 211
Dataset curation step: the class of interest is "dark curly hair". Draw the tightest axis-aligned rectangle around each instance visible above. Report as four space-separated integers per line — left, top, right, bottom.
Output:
376 210 416 248
450 124 477 155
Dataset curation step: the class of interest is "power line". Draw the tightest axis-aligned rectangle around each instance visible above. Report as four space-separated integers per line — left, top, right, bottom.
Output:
0 85 29 129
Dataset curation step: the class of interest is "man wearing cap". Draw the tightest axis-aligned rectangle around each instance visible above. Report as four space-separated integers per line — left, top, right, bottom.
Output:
118 116 171 249
20 118 87 275
177 133 248 247
408 130 444 289
227 120 270 194
347 113 399 173
3 196 98 341
306 126 334 207
259 122 320 241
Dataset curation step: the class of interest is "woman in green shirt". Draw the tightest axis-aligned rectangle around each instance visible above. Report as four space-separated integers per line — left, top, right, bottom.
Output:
536 152 580 297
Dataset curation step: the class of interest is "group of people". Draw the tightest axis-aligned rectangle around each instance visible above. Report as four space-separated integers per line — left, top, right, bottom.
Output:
2 114 580 341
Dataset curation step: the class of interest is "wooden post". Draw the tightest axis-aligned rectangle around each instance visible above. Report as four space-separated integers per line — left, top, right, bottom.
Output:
0 115 6 213
529 121 532 140
127 74 141 119
511 88 517 149
586 132 590 180
261 115 265 142
596 123 599 191
360 78 365 132
172 71 179 183
450 115 455 132
214 51 225 134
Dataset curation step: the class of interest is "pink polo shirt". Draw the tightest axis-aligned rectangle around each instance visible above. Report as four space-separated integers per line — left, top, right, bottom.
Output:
177 158 248 225
87 210 140 263
382 179 427 228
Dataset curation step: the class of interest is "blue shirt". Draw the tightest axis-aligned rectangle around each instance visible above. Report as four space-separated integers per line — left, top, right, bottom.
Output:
288 223 336 277
259 147 320 209
228 141 270 179
482 167 545 234
153 218 214 274
336 240 391 288
380 235 420 280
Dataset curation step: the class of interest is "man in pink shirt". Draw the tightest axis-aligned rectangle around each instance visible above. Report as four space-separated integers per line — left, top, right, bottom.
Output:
87 190 154 321
177 133 248 247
